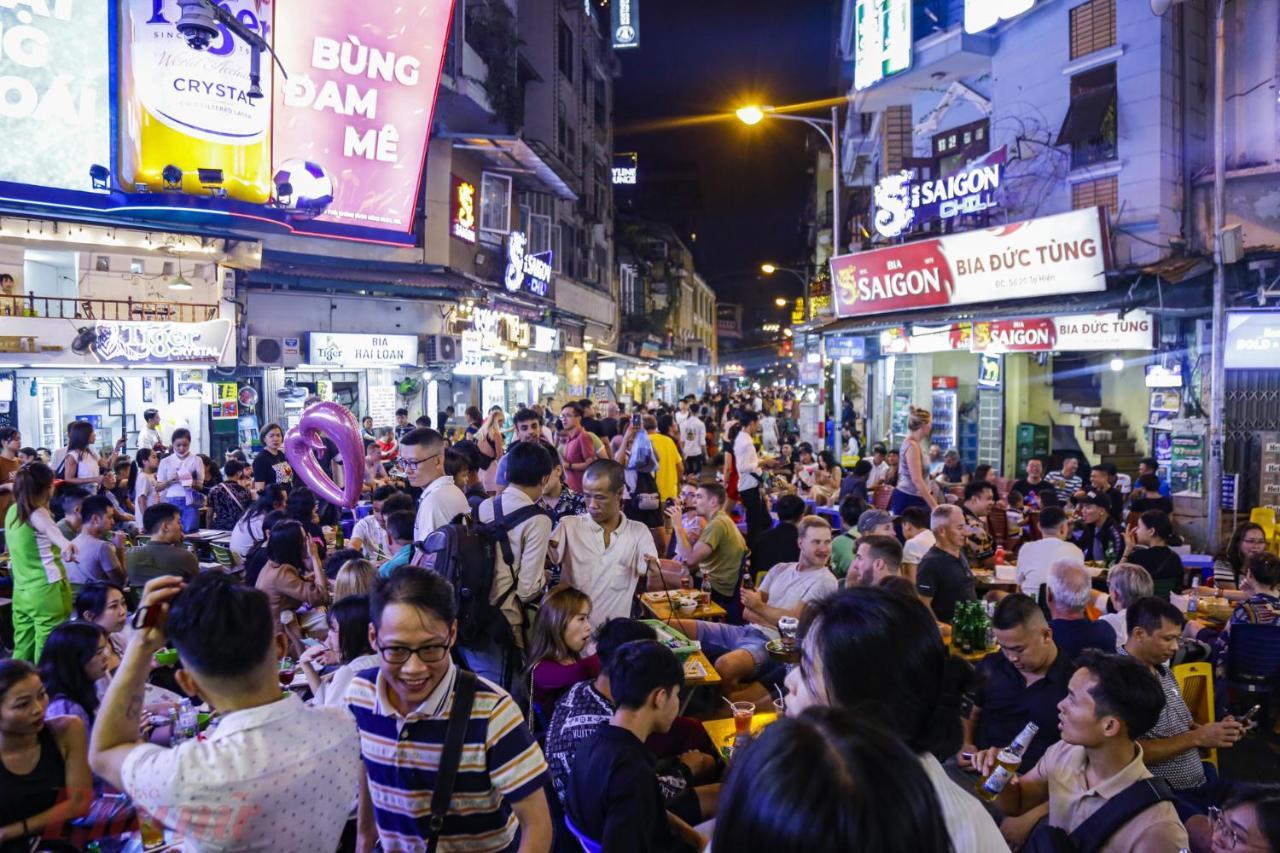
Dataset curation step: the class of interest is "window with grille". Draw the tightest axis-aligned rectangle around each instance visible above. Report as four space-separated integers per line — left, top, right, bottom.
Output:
1072 175 1118 216
479 172 511 235
1069 0 1116 60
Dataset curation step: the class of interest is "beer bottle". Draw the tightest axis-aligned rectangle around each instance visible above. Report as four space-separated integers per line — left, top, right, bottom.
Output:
976 721 1040 801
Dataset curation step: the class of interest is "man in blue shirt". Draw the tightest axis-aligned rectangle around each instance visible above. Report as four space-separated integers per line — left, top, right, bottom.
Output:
377 509 416 576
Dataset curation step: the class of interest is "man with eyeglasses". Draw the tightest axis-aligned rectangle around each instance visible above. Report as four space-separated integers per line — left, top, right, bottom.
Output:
346 566 552 853
550 459 659 628
400 428 469 544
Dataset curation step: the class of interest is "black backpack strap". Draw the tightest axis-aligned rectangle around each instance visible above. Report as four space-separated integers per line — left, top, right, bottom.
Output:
1069 776 1175 853
426 669 479 853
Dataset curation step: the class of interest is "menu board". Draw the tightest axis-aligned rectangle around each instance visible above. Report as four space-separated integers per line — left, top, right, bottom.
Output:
1258 432 1280 506
367 386 397 429
1169 423 1206 498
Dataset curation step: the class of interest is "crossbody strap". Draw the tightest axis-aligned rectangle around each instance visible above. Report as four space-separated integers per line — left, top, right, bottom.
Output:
1069 776 1175 853
426 669 479 853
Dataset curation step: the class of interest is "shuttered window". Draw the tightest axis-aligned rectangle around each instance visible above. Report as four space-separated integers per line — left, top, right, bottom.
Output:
1072 175 1118 216
1069 0 1116 60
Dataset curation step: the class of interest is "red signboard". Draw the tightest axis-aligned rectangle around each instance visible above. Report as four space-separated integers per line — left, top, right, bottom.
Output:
971 318 1058 352
932 376 958 390
830 207 1109 317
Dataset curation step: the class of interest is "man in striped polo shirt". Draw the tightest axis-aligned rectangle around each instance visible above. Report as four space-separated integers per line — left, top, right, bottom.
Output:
347 567 553 852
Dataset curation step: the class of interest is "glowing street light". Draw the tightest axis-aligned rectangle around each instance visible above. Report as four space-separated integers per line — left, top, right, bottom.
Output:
774 297 788 307
736 105 766 126
761 263 778 275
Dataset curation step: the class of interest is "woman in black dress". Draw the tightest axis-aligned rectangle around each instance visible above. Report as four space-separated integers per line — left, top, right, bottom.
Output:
251 423 293 493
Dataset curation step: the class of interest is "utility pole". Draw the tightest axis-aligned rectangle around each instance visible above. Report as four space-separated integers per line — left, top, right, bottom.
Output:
1206 0 1227 552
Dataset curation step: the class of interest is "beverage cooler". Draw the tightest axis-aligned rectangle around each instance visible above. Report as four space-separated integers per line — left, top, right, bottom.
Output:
931 377 958 451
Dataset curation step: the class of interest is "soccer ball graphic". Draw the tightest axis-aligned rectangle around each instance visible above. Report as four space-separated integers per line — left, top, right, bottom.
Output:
273 159 335 219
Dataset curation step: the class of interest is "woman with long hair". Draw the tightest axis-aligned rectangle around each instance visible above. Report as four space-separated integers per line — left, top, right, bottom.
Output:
229 483 286 558
297 595 380 708
251 422 293 492
36 622 110 730
7 463 78 662
810 450 843 507
463 405 484 440
0 659 93 848
476 406 505 496
1120 509 1185 592
712 707 952 853
1213 521 1269 600
57 420 108 491
332 558 377 601
285 487 327 556
785 586 1004 852
525 586 597 723
254 520 329 653
891 406 939 514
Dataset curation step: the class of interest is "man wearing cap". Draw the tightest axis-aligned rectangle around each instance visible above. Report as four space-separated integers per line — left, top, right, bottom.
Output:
830 508 894 581
1073 494 1126 567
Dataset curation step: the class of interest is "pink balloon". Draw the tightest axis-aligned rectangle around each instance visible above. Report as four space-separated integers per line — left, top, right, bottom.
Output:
283 401 365 509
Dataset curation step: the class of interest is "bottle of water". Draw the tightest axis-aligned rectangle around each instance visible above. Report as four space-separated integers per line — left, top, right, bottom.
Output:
1188 576 1200 614
177 698 198 743
169 706 184 746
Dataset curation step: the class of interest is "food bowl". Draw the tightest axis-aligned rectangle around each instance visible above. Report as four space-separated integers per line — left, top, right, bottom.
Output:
675 596 699 615
153 648 179 667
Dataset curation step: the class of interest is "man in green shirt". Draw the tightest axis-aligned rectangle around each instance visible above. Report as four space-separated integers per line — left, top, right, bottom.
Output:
667 482 747 621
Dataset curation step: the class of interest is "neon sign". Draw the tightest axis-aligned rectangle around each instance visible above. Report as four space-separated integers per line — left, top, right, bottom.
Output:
504 231 553 298
451 176 477 243
94 321 230 363
853 0 912 91
873 148 1005 238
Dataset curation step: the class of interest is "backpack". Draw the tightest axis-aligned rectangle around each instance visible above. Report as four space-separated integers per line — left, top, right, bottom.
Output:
415 498 553 648
1022 777 1176 853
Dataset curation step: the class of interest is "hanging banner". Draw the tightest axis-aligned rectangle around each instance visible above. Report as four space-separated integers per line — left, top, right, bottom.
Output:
970 311 1154 353
717 303 744 339
611 0 639 49
978 354 1002 389
880 323 971 355
831 207 1109 318
272 0 456 234
0 0 110 192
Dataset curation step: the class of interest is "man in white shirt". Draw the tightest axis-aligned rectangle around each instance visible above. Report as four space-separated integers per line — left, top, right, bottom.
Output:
90 574 361 852
674 516 838 696
1015 506 1085 599
865 444 892 488
733 412 771 542
679 411 707 477
760 413 779 453
137 408 164 452
474 442 555 688
551 460 658 628
155 428 202 532
400 428 469 543
897 505 936 582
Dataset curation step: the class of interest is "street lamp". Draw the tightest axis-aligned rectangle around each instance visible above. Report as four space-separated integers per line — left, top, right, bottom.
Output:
773 296 788 308
737 103 842 260
762 263 810 321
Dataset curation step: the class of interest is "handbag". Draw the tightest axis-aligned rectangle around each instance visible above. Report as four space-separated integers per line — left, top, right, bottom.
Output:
426 669 479 853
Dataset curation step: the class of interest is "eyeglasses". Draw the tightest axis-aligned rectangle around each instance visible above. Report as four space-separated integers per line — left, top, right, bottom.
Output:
1209 806 1245 850
396 453 440 472
378 643 450 665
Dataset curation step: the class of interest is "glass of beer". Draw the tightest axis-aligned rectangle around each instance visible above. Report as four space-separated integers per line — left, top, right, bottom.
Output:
777 617 800 652
731 701 755 736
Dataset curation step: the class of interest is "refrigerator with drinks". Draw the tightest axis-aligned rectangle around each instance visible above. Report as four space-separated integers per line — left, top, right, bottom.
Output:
931 377 958 451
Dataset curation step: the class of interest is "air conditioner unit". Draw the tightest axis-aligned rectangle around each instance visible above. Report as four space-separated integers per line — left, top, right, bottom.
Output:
424 335 461 364
246 336 301 367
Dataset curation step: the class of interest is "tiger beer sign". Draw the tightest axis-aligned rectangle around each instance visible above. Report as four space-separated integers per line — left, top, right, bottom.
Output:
830 207 1109 318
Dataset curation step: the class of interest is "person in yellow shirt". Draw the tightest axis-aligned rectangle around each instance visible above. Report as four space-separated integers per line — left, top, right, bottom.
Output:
649 415 684 504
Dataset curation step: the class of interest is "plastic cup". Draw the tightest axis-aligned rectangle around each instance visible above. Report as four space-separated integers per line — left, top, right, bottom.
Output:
731 701 755 735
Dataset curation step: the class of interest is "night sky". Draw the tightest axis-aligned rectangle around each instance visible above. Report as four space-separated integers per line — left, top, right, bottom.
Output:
612 0 837 339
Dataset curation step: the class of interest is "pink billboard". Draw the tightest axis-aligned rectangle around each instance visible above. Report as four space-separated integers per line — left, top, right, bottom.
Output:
271 0 456 236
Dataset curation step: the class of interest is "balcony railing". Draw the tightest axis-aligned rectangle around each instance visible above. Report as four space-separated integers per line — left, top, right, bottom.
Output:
1 295 220 323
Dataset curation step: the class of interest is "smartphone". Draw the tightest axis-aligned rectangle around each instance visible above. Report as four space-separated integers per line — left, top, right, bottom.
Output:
1240 704 1262 726
132 603 164 631
632 414 642 427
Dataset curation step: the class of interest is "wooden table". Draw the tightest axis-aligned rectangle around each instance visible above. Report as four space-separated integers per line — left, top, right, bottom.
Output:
949 641 997 664
971 569 1018 592
703 711 778 749
640 594 727 622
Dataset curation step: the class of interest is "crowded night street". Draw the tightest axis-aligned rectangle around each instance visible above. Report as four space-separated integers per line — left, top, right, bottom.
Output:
1 0 1279 850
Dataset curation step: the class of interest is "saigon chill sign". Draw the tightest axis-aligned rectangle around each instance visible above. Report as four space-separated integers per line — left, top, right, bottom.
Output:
829 207 1110 318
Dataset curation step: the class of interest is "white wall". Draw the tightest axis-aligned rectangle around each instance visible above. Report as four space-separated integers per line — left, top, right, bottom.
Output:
243 291 451 339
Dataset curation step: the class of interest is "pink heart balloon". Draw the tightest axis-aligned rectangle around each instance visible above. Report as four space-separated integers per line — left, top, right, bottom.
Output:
283 401 364 509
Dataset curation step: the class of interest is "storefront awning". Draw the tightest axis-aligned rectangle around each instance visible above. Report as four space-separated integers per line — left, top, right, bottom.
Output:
444 134 578 201
249 252 484 300
813 277 1208 337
